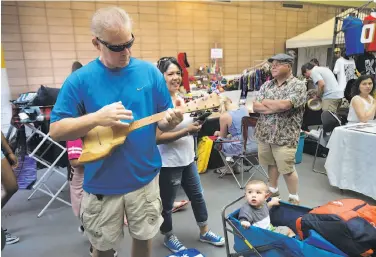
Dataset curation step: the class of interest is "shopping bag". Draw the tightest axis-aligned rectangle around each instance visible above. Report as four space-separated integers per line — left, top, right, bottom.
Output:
197 136 213 173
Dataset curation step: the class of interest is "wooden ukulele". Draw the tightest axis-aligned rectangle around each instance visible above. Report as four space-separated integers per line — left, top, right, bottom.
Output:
78 93 220 163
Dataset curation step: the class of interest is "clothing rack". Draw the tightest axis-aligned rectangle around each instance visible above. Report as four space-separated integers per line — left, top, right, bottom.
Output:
331 3 374 69
242 60 268 74
238 60 272 99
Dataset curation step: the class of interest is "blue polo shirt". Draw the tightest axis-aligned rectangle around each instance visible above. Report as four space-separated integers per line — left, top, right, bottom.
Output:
51 58 173 195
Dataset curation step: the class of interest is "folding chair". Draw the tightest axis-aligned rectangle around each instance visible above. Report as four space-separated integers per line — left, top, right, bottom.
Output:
25 123 71 217
311 111 342 175
215 116 268 189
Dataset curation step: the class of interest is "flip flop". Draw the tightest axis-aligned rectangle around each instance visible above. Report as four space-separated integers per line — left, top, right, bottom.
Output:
172 200 190 213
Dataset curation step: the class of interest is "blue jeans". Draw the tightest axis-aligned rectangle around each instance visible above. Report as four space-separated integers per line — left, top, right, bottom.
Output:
159 162 208 235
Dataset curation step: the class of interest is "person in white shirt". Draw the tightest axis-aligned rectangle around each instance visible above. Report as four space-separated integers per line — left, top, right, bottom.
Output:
156 57 225 253
347 75 376 124
333 55 357 91
301 62 344 113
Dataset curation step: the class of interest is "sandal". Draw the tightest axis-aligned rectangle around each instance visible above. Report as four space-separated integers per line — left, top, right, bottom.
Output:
172 200 190 213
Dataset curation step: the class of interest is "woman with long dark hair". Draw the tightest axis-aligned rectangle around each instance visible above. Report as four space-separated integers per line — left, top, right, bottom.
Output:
156 57 224 253
347 75 376 124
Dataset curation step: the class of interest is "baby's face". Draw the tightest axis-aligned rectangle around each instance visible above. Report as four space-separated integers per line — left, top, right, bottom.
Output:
245 184 268 207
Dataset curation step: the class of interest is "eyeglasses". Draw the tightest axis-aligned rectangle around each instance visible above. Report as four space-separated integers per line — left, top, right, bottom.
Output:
271 62 290 68
157 57 177 69
96 34 135 52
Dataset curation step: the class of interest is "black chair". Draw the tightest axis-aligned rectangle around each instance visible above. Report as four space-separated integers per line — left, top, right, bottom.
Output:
312 111 342 174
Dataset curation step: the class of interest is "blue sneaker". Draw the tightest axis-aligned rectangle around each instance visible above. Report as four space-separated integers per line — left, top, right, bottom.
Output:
164 235 187 253
200 230 225 246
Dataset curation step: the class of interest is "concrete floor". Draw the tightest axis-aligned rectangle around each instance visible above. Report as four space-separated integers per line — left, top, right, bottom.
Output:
2 154 375 257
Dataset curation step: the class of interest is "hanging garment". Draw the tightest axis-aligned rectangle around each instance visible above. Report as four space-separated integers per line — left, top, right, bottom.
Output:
363 15 376 52
355 51 376 75
177 52 190 92
343 16 364 55
248 71 254 91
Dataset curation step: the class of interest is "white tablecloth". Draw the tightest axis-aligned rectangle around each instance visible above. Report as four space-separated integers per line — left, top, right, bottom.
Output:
325 123 376 200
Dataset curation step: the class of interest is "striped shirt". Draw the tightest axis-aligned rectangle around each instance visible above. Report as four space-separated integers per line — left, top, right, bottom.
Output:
66 139 82 160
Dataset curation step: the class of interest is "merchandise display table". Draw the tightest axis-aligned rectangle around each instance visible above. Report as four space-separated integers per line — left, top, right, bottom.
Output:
325 122 376 200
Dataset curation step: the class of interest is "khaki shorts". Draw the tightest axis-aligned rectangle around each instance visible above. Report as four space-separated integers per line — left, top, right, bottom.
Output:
322 98 342 113
80 175 163 251
258 142 297 175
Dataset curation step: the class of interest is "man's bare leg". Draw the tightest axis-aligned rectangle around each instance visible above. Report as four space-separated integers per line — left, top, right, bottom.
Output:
268 165 279 189
283 171 299 195
132 238 152 257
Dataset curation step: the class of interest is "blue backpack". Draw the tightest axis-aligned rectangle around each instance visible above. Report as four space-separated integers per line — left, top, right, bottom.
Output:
166 248 205 257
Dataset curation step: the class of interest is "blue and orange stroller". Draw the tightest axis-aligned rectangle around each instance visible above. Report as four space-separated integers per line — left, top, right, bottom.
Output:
222 196 349 257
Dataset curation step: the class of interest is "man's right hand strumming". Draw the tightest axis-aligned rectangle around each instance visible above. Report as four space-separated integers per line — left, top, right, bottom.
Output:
95 102 133 127
50 102 133 141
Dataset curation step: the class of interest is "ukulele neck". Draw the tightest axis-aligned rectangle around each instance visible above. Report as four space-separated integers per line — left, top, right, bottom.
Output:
127 94 219 133
128 111 166 131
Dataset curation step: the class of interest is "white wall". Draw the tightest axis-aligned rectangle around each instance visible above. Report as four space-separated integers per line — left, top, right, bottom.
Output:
297 46 330 75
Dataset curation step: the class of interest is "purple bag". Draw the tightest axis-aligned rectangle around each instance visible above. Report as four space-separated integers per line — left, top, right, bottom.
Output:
14 156 37 189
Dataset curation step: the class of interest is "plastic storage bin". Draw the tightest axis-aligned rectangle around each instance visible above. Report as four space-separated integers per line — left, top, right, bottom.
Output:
295 132 306 164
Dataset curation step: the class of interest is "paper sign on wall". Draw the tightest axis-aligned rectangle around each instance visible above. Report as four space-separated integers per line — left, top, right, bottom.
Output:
211 48 223 59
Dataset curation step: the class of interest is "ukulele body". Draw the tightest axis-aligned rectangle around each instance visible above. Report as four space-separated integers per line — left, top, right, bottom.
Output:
79 125 129 163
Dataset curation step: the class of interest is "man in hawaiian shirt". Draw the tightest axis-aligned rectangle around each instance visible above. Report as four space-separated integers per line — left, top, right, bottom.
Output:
250 53 307 205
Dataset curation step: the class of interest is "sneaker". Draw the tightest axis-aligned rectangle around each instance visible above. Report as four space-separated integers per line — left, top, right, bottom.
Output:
5 231 19 245
164 235 187 253
199 230 225 246
78 225 85 233
271 191 280 198
288 197 300 205
89 245 117 257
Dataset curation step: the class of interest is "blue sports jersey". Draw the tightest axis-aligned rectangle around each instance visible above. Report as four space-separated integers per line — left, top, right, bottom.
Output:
342 16 364 56
51 58 173 195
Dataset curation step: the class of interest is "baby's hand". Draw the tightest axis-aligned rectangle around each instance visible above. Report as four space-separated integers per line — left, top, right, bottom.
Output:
269 197 280 206
240 220 251 229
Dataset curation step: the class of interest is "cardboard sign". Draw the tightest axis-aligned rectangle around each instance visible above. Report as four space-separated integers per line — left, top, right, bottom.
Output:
211 48 223 59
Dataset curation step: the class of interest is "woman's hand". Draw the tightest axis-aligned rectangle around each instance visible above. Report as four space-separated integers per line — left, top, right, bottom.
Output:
214 131 220 137
187 121 202 134
8 153 18 168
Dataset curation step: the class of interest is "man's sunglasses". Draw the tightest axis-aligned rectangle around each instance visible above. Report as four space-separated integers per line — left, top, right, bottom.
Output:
96 34 135 52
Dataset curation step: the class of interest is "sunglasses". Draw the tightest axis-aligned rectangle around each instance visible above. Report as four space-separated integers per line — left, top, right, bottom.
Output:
157 57 177 69
96 34 135 52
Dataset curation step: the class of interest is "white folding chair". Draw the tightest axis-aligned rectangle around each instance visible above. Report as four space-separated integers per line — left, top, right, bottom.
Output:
214 116 268 189
25 123 71 217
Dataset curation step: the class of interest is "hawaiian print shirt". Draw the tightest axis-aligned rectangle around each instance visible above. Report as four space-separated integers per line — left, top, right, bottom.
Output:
255 76 307 147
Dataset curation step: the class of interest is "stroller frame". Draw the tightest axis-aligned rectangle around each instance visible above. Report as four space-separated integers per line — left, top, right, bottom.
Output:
222 196 267 257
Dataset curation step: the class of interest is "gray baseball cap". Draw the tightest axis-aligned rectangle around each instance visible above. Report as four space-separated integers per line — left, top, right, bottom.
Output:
268 53 294 64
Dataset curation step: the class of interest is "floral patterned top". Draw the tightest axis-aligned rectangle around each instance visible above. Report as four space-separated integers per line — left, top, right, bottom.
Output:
255 76 307 148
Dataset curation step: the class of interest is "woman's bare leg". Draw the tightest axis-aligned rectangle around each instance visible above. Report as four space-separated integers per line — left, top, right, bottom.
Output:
1 158 18 208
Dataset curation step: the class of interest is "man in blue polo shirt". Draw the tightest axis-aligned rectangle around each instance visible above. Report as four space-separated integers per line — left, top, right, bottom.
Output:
50 7 183 257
